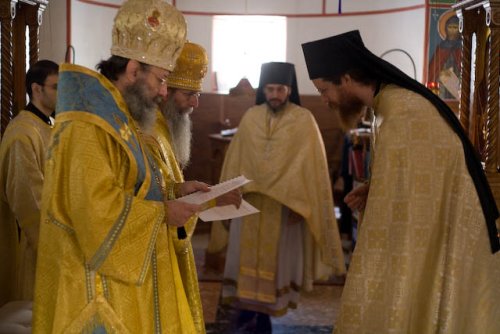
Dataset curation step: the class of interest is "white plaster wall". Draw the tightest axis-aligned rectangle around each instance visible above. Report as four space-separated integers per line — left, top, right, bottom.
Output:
178 0 424 14
289 8 426 94
40 0 428 94
39 0 68 64
71 0 116 68
177 0 324 15
331 0 423 12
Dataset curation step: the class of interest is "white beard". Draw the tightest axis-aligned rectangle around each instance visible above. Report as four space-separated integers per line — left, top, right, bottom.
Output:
161 98 193 169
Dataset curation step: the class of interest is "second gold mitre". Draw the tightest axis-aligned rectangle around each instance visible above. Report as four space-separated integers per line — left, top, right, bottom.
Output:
168 41 209 92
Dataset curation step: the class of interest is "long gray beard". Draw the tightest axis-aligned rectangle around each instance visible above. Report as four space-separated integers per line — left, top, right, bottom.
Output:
161 98 193 169
124 80 159 134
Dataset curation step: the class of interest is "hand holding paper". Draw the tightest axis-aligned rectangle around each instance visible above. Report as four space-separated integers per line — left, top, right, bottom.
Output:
179 180 210 196
214 188 242 209
176 175 259 222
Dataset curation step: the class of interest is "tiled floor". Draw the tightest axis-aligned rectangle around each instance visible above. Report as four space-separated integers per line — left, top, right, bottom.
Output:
201 282 342 333
193 231 345 333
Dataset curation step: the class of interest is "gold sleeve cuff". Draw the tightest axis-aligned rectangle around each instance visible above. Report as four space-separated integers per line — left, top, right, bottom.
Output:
165 182 177 200
208 198 217 208
174 182 183 198
200 199 216 211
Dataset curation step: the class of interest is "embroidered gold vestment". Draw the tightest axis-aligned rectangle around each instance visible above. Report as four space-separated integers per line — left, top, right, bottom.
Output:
334 85 500 334
149 111 205 334
33 64 197 333
0 111 52 304
216 103 345 303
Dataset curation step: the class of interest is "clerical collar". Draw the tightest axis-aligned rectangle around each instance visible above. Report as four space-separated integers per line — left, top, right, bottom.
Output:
25 102 53 125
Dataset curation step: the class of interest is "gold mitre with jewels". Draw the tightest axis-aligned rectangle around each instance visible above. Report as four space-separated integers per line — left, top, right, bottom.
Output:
111 0 187 71
167 41 209 91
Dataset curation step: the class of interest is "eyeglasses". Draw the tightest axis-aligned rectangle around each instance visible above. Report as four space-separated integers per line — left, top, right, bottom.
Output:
41 83 58 90
148 70 168 86
179 90 201 99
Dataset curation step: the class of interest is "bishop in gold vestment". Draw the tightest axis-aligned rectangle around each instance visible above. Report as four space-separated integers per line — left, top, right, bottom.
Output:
149 113 205 334
33 1 204 332
150 41 210 334
33 63 201 333
148 41 241 333
145 122 206 334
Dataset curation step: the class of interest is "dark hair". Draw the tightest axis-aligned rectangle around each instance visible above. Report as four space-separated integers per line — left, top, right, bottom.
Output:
323 67 378 86
96 55 150 81
446 15 459 26
25 59 59 99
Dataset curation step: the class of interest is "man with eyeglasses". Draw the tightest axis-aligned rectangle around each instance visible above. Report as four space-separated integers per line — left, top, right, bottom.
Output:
0 59 59 305
214 62 345 333
157 41 206 170
32 1 220 332
147 41 242 334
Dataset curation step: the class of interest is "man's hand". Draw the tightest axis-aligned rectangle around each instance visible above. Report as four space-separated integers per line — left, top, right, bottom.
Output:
179 180 210 197
166 200 202 227
215 189 242 208
344 183 369 211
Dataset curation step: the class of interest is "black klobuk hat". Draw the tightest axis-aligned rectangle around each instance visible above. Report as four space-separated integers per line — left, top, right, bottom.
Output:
255 62 301 106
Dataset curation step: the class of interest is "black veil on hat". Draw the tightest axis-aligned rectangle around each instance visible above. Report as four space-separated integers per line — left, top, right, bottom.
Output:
255 62 301 106
302 30 499 253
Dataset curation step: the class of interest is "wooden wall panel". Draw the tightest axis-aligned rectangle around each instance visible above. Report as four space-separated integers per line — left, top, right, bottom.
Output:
183 93 345 191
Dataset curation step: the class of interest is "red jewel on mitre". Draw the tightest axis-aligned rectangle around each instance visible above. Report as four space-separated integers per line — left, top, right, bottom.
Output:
147 10 160 28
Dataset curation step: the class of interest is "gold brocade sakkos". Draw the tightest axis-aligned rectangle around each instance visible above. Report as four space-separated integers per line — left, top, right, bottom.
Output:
143 111 206 334
140 39 209 333
33 64 197 333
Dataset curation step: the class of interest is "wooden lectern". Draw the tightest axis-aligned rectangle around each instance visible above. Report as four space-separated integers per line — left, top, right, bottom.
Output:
0 0 48 136
453 0 500 208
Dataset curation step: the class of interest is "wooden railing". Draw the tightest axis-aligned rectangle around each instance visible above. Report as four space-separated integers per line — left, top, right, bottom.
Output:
454 0 500 206
0 0 48 137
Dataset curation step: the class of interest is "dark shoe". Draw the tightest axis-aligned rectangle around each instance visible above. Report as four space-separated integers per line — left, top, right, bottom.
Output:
232 309 257 333
237 310 256 326
256 312 272 333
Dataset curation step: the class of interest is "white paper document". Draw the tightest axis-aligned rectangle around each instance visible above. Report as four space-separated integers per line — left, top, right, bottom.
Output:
176 175 259 222
198 199 259 222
